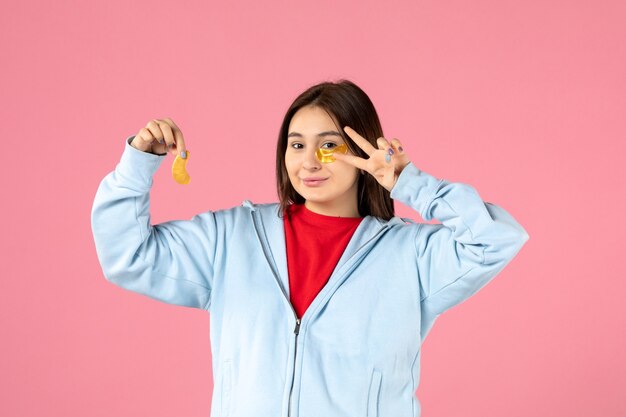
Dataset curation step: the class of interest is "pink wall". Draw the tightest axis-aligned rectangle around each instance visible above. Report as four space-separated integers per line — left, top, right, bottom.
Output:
1 0 624 416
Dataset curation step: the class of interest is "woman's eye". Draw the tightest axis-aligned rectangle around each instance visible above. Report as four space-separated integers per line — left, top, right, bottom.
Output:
289 142 338 150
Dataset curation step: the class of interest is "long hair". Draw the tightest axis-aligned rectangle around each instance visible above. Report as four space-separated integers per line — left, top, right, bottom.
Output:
276 79 395 220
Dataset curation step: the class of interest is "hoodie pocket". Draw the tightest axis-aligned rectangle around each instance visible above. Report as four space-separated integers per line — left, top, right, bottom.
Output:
221 360 233 417
367 368 382 417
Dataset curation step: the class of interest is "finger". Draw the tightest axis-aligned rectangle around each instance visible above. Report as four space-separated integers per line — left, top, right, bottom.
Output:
332 152 369 172
343 126 377 156
162 118 187 158
134 128 157 152
159 120 177 150
376 137 392 151
155 119 177 152
164 117 181 132
170 124 187 159
377 137 394 163
156 119 178 154
388 137 411 168
389 138 404 154
146 120 166 145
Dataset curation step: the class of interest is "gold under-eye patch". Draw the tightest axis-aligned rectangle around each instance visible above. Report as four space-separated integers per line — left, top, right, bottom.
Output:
315 143 348 163
172 151 191 184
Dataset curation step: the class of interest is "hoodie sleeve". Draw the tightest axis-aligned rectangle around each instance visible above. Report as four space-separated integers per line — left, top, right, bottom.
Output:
90 135 216 310
390 161 529 333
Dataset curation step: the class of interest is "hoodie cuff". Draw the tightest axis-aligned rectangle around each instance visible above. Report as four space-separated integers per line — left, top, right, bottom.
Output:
117 135 167 189
389 161 445 219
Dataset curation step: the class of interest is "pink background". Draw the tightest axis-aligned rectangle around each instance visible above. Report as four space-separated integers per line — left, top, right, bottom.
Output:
1 0 624 416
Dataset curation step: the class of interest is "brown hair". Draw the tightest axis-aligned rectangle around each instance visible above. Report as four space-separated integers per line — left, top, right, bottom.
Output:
275 79 395 220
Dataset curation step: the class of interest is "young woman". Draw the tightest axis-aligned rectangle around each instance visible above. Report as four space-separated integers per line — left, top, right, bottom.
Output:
91 80 529 417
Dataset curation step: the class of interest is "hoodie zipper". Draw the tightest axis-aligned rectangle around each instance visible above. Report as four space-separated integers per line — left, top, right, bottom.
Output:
287 318 300 417
250 209 389 417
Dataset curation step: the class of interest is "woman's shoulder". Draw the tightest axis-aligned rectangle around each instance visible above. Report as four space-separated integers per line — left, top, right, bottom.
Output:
191 200 278 222
200 200 278 214
189 201 279 234
241 200 279 211
374 214 419 227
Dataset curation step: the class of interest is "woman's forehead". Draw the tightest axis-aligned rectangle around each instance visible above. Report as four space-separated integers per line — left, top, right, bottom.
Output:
289 105 339 128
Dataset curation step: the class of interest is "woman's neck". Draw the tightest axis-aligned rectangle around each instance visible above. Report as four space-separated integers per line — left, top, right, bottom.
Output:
303 200 361 218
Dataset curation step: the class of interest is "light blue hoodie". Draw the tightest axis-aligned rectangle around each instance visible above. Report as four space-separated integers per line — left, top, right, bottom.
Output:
91 136 529 417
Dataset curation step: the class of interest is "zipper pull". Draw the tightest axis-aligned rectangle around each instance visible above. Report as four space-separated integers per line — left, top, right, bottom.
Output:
294 318 301 335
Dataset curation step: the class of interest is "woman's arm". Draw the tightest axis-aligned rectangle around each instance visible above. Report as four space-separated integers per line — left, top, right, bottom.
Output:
90 136 218 310
316 126 528 336
390 162 529 334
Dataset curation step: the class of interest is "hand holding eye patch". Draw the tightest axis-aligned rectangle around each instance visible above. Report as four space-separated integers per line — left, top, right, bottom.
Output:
130 117 191 184
332 126 411 192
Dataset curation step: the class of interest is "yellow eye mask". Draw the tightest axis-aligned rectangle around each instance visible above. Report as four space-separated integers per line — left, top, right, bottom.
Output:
315 143 348 163
172 151 191 184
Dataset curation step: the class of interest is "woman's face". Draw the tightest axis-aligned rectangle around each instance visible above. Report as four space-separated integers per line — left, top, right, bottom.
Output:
285 105 360 217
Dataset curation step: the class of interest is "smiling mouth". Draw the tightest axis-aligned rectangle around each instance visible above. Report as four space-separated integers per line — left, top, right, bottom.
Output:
302 178 328 186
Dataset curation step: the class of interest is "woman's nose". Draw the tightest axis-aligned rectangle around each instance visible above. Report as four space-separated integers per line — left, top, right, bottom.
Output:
303 148 322 170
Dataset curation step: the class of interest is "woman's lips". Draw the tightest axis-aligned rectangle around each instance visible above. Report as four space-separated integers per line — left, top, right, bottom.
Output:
302 178 328 186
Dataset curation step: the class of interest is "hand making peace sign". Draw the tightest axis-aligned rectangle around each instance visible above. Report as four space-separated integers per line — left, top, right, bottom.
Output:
332 126 412 193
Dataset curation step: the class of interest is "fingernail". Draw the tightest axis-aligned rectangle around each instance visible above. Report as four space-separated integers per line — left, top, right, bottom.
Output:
398 146 403 152
181 151 187 159
388 148 394 155
159 139 165 144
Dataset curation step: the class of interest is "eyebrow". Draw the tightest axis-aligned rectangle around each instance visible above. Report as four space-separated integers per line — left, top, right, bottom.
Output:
287 131 343 139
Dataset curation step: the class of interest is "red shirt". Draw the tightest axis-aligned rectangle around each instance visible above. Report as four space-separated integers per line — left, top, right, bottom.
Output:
283 203 364 319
